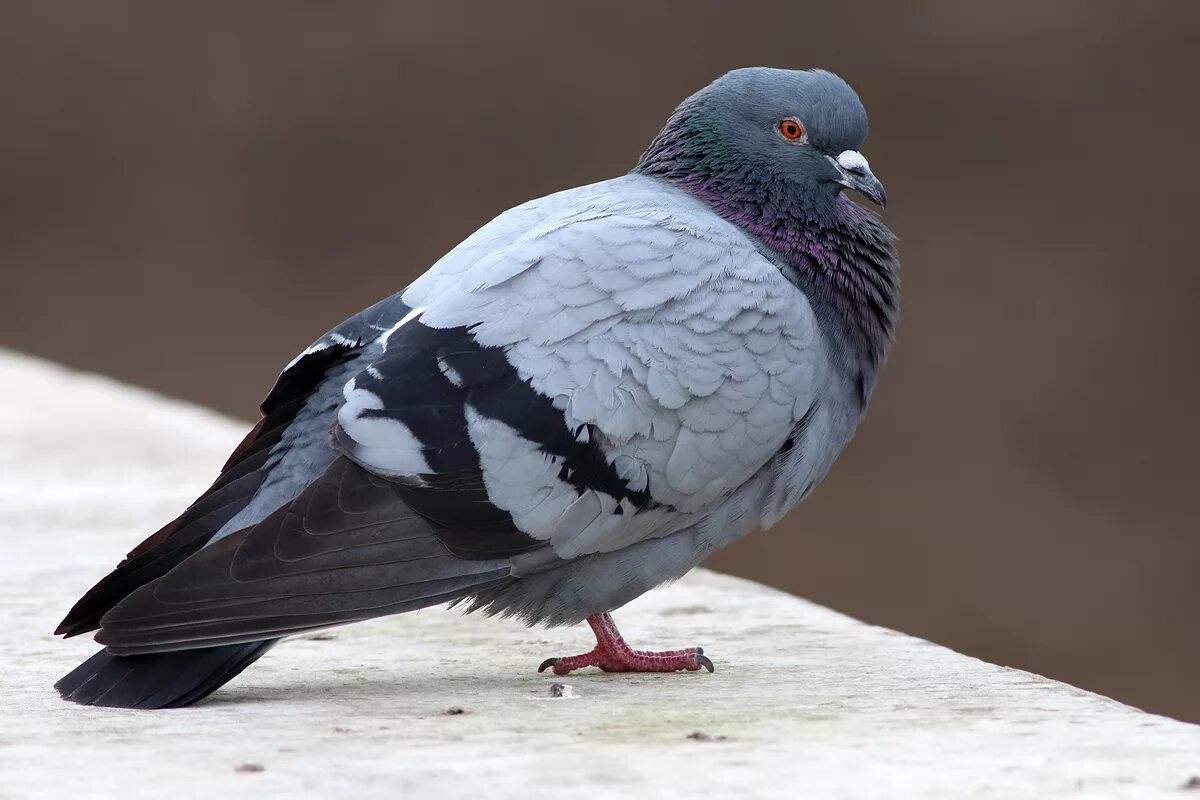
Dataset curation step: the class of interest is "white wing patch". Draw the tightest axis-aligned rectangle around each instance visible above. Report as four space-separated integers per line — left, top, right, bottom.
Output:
339 378 431 477
381 306 426 348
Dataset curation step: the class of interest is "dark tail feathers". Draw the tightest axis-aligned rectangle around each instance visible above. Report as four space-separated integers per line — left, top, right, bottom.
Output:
55 640 276 709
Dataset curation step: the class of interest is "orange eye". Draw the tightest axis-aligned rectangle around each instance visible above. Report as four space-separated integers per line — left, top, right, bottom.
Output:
778 118 806 141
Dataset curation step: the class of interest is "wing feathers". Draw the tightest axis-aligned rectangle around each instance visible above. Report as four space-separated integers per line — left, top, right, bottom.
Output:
54 460 271 637
94 457 515 655
56 302 398 638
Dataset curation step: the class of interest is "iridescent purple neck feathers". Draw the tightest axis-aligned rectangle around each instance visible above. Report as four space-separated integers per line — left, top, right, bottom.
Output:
634 108 899 386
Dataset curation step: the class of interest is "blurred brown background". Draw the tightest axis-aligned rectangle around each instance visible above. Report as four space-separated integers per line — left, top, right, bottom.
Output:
2 2 1198 720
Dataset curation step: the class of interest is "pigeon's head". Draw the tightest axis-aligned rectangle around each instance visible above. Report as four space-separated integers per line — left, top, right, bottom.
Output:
636 68 886 213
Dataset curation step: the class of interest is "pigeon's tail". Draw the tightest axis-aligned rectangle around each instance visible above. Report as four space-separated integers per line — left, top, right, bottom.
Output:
55 640 276 709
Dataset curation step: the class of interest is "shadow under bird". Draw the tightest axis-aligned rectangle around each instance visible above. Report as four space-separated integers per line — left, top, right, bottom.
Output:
55 67 898 708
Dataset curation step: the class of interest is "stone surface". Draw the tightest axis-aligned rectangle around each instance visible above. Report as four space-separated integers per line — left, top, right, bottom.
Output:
1 349 1198 799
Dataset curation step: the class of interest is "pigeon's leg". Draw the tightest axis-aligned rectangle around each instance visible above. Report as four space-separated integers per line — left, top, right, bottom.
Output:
537 612 714 676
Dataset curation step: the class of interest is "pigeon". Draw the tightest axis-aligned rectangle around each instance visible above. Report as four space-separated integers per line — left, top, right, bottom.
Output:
54 67 897 708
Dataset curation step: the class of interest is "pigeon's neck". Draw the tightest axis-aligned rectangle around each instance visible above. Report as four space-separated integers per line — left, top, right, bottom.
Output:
633 119 899 391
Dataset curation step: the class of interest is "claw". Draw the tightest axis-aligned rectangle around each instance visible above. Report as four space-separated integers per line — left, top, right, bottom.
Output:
537 613 716 676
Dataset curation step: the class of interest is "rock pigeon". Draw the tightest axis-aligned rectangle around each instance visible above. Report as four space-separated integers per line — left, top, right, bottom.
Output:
54 67 897 708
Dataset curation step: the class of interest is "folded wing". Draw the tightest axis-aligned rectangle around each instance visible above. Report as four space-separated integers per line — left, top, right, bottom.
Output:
83 176 826 651
95 457 515 654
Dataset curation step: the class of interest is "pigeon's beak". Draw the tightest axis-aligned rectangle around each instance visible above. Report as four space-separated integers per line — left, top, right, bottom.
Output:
829 150 888 208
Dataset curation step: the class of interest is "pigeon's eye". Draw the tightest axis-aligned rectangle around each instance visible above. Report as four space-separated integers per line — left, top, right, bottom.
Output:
778 118 806 142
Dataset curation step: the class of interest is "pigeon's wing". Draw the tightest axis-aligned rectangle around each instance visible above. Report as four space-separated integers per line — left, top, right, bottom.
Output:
88 176 825 652
90 310 625 653
93 455 516 655
55 296 413 637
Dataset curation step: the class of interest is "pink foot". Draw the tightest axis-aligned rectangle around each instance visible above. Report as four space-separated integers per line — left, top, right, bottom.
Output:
537 612 714 676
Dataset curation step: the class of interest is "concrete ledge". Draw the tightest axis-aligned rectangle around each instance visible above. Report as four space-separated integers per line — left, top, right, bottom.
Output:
2 349 1198 799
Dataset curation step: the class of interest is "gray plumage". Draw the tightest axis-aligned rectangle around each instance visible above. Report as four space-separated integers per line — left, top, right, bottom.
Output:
55 67 898 707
